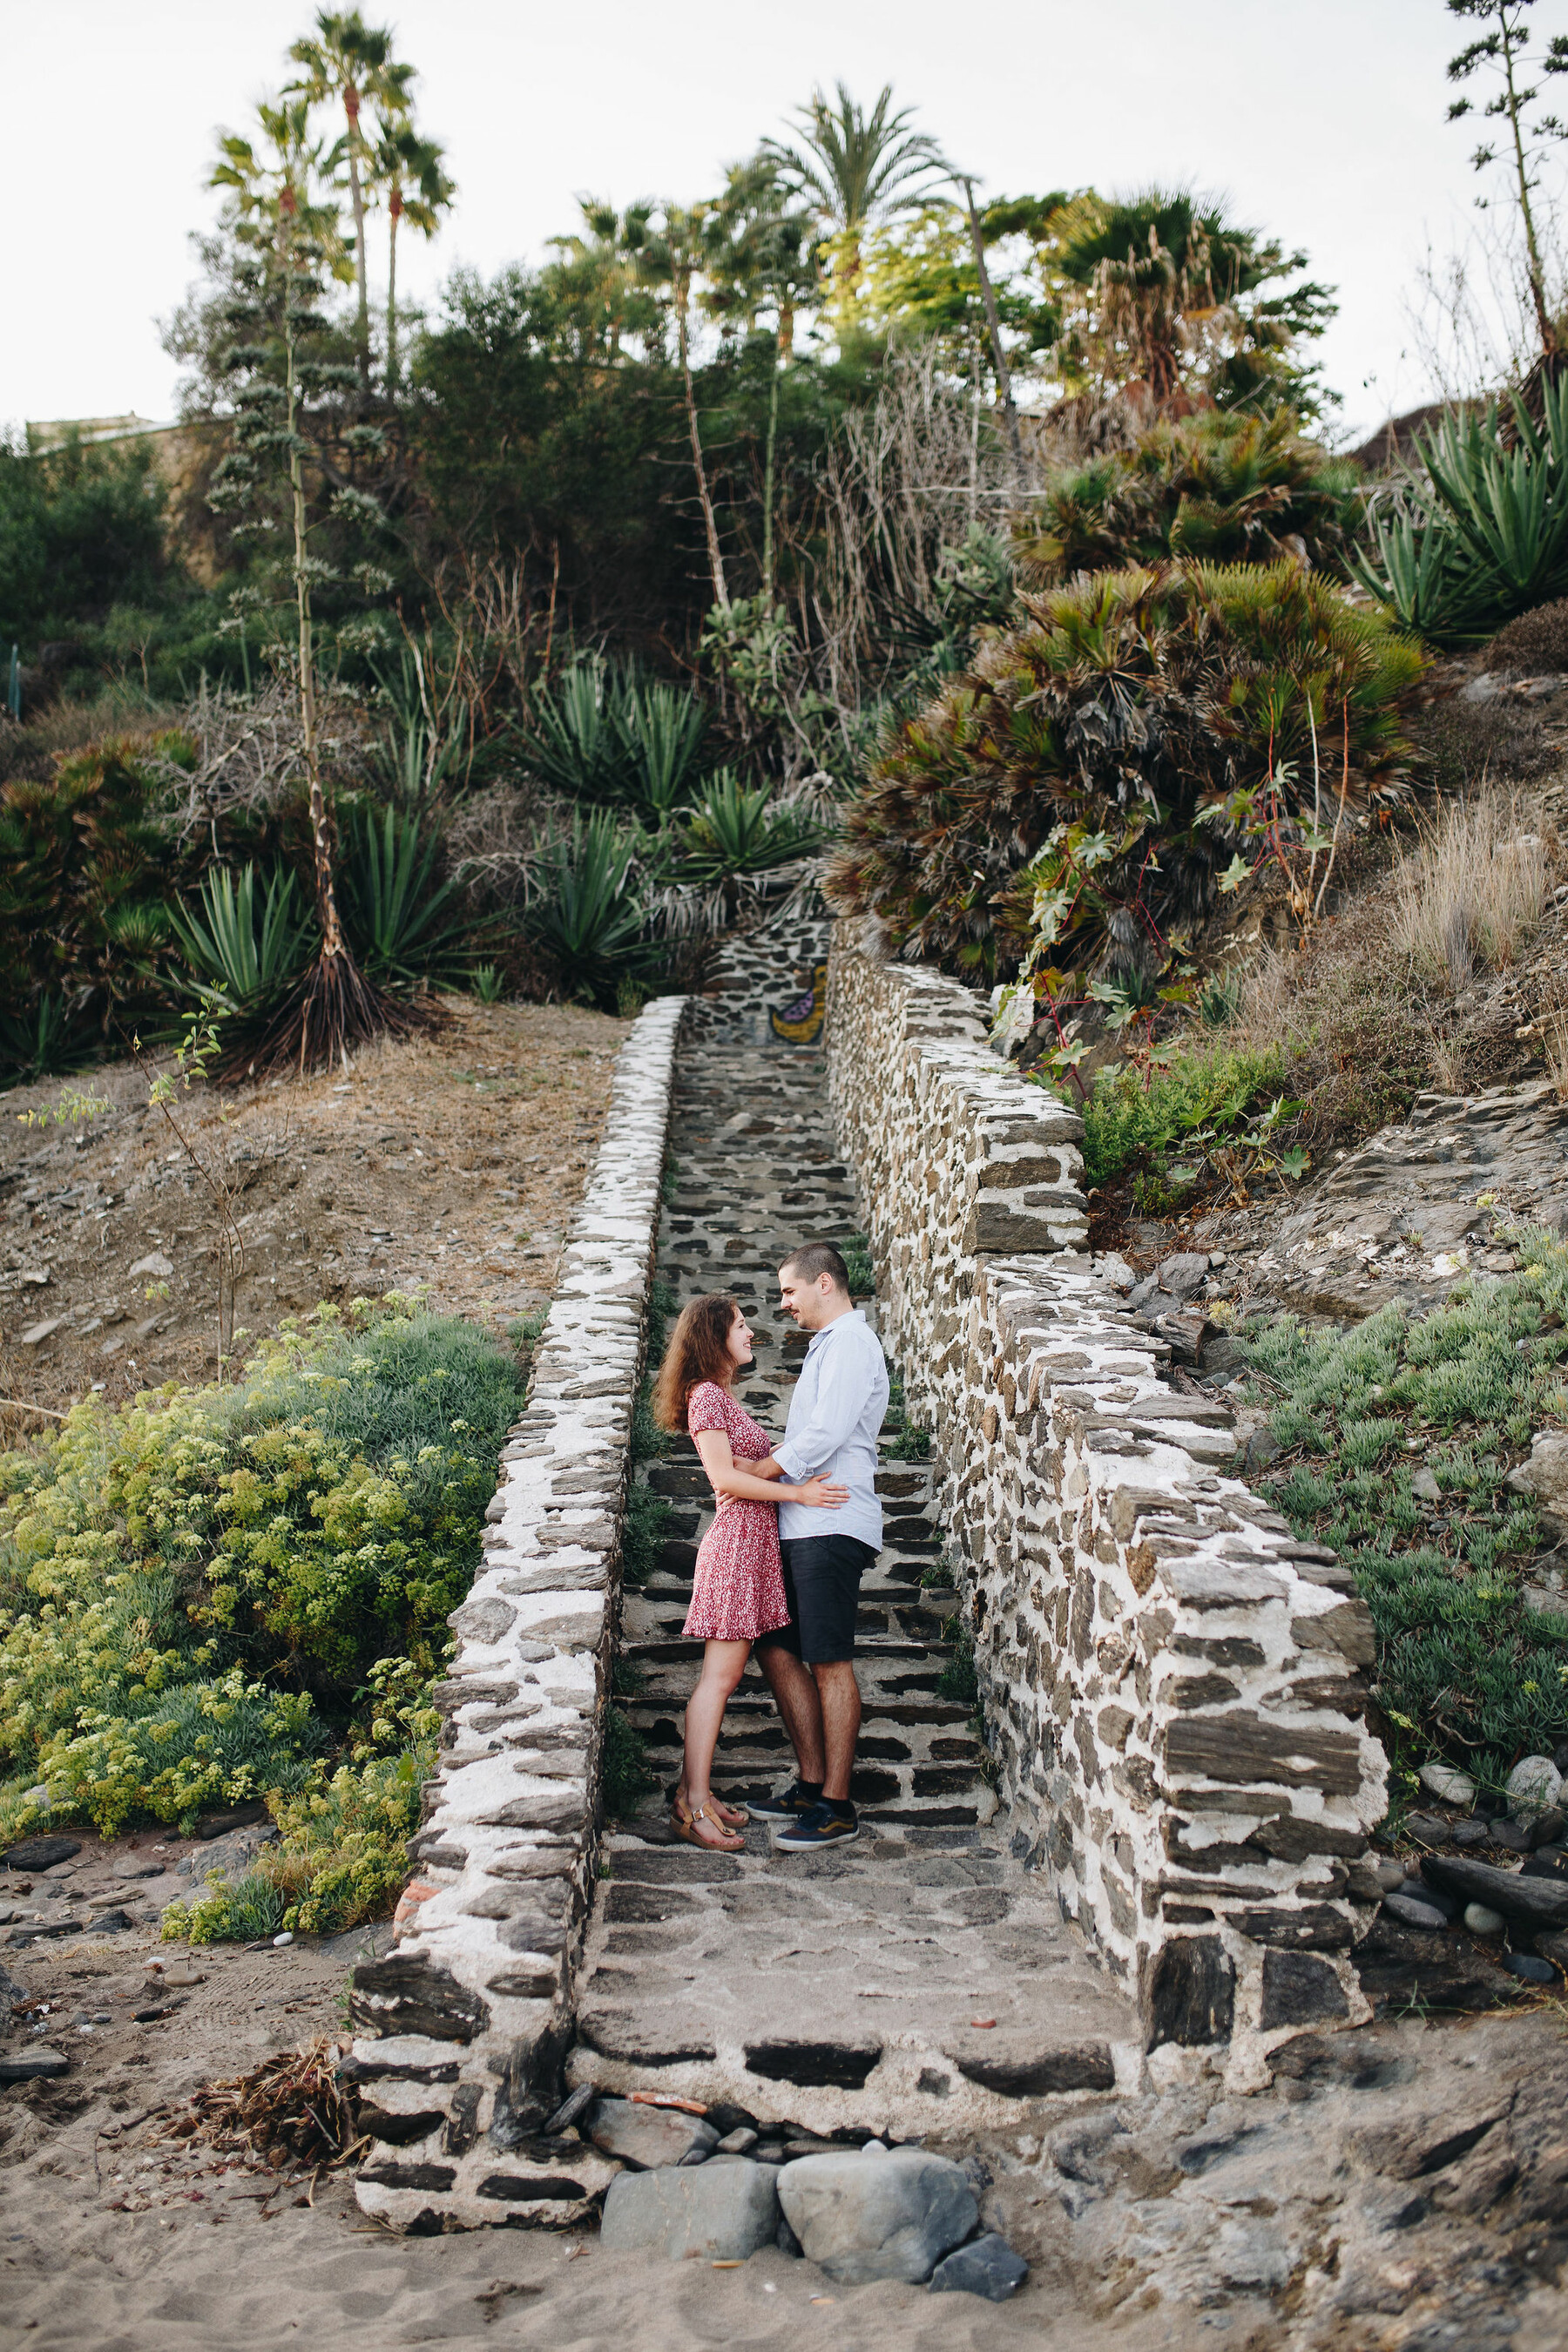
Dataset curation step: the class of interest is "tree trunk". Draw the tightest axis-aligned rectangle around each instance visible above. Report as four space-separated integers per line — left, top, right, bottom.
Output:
386 186 402 393
1503 30 1557 355
286 305 344 960
761 364 780 601
344 84 372 386
678 293 728 608
960 178 1025 474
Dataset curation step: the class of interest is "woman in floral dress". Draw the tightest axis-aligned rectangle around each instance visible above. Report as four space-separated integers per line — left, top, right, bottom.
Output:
652 1292 847 1851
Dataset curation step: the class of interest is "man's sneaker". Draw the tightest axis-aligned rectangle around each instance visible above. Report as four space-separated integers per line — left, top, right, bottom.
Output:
747 1780 822 1821
773 1799 859 1851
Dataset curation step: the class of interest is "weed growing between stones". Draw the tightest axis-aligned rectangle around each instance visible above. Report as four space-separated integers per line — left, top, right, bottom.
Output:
936 1626 979 1707
0 1299 528 1928
883 1375 933 1461
1068 1041 1288 1192
621 1482 671 1586
601 1703 651 1817
1240 1229 1568 1784
842 1231 875 1297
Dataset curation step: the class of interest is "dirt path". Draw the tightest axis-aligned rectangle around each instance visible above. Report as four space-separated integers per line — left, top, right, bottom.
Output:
0 997 629 1429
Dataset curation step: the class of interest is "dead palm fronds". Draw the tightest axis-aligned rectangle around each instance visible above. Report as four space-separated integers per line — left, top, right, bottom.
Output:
163 2036 368 2174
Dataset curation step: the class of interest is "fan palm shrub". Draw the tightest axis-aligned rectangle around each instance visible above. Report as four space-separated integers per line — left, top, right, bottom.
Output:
1017 409 1359 585
1352 377 1568 642
829 561 1424 983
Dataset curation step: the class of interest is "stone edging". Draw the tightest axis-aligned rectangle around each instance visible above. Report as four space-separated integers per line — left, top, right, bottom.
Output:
349 994 685 2231
827 927 1389 2076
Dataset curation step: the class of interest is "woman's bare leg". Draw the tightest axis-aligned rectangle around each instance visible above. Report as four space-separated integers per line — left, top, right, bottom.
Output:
681 1639 751 1845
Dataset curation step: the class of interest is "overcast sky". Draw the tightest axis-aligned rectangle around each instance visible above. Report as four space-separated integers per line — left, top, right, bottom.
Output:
1 0 1545 445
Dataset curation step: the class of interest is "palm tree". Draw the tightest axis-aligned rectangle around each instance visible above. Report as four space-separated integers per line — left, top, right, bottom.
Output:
637 203 730 606
287 10 415 385
544 198 658 363
374 122 454 392
761 82 947 313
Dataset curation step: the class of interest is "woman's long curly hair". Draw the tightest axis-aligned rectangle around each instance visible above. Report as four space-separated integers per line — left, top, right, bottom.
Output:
652 1293 740 1433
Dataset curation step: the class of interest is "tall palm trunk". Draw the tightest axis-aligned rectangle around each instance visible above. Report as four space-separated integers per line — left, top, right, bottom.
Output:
343 82 371 386
959 177 1024 474
677 288 727 608
761 363 780 601
386 182 402 393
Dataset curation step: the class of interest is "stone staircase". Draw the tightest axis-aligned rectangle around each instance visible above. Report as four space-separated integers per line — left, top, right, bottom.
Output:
618 1037 990 1828
565 1019 1139 2138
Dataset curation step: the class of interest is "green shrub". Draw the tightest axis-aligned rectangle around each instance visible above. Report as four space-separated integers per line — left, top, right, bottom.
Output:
1240 1230 1568 1783
0 1300 524 1844
621 1481 670 1587
1075 1043 1286 1190
830 561 1424 983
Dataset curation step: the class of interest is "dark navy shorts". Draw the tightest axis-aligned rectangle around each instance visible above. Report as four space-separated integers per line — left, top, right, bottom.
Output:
758 1535 879 1666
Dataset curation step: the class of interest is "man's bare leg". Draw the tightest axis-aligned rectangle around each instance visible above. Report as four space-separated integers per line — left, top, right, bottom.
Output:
755 1643 826 1785
813 1661 862 1803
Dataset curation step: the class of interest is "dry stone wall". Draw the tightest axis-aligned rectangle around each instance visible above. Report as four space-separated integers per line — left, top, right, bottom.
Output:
349 995 683 2232
827 924 1389 2065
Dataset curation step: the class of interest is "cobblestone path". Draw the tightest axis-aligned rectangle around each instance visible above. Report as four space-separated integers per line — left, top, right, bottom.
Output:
568 1022 1136 2136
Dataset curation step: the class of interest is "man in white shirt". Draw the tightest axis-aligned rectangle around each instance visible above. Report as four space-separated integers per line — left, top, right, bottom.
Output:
751 1241 889 1851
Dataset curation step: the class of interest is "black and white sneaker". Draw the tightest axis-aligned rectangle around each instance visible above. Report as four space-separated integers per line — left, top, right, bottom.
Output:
773 1798 859 1851
747 1780 823 1822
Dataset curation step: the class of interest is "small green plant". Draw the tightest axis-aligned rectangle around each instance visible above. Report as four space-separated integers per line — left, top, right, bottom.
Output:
842 1232 875 1296
600 1704 651 1816
936 1629 979 1706
920 1560 956 1591
1067 1042 1289 1193
166 862 314 1022
1240 1228 1568 1780
621 1480 672 1586
469 963 505 1004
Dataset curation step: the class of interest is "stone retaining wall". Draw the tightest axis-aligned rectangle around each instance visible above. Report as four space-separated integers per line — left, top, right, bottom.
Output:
826 924 1389 2066
350 995 684 2231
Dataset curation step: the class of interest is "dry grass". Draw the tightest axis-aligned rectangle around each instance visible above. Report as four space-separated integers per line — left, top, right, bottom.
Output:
1539 986 1568 1102
1389 794 1551 984
161 2037 366 2176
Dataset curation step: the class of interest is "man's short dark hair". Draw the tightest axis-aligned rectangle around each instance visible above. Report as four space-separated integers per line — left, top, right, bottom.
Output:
780 1241 851 1293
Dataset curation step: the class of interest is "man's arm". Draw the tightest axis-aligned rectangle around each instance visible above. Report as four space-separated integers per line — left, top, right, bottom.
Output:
774 1330 877 1480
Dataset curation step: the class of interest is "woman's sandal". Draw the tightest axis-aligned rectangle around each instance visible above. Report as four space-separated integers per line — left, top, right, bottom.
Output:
672 1800 745 1852
672 1792 749 1831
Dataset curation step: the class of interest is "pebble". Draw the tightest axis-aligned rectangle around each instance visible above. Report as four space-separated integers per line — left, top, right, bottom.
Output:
1384 1892 1450 1931
1464 1903 1506 1936
1507 1756 1564 1816
1504 1952 1558 1984
1419 1764 1477 1808
272 1931 294 1947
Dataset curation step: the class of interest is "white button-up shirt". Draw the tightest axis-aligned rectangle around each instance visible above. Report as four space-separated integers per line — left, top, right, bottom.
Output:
774 1308 889 1550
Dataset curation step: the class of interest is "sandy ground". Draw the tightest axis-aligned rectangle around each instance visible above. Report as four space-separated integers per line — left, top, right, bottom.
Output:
0 996 629 1433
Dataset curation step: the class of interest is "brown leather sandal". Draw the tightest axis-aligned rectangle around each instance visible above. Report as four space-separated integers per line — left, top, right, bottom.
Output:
672 1800 745 1851
672 1792 749 1830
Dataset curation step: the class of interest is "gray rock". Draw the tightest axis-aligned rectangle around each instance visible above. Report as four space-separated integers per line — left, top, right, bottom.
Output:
1506 1755 1564 1817
929 2233 1030 2301
587 2097 719 2171
599 2159 779 2259
0 2046 67 2081
1384 1892 1449 1932
1418 1762 1476 1808
1504 1951 1557 1983
1157 1252 1210 1301
1464 1902 1506 1935
0 1836 80 1871
777 2147 977 2285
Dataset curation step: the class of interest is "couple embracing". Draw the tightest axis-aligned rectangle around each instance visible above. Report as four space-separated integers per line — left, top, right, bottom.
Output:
650 1242 888 1855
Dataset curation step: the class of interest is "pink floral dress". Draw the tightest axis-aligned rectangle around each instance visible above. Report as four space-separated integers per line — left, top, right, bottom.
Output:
683 1381 791 1643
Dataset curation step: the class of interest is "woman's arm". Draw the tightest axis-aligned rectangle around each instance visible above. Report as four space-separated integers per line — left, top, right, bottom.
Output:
693 1429 847 1507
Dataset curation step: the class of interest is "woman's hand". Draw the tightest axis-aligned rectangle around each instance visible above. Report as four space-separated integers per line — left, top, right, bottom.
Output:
790 1476 849 1508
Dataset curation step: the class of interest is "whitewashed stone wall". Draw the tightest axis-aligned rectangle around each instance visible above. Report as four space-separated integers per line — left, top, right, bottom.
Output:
350 996 684 2231
828 925 1389 2058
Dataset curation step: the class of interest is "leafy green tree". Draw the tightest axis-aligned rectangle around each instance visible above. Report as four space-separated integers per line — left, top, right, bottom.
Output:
287 9 416 385
1445 0 1568 358
762 82 948 316
544 199 659 363
0 436 172 653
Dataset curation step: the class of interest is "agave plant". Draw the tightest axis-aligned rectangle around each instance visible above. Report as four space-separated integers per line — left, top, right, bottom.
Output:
621 678 707 814
167 862 316 1017
659 770 826 932
340 802 474 990
1351 377 1568 643
0 993 96 1084
523 808 651 1004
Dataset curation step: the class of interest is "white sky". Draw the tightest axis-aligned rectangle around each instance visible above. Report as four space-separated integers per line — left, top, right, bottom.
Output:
0 0 1541 445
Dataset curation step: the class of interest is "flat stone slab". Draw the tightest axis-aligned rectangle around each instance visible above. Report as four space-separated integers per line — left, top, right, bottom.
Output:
929 2232 1030 2300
